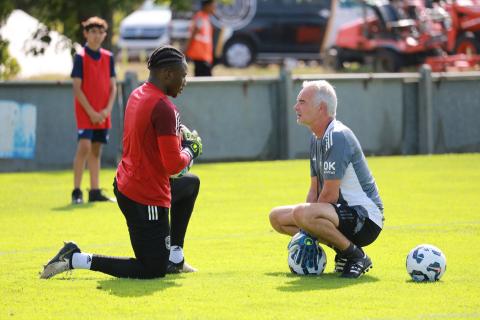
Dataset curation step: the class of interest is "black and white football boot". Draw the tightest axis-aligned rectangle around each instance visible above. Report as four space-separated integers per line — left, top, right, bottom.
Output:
341 254 372 278
334 254 348 273
166 260 197 274
40 241 80 279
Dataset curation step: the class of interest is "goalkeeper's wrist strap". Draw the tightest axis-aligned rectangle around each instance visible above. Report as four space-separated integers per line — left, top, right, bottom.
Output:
181 148 194 160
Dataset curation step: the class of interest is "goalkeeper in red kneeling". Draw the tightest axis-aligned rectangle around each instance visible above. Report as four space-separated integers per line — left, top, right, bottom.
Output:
41 46 203 279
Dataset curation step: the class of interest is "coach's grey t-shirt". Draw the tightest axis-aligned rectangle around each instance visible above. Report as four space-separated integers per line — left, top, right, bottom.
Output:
310 120 384 228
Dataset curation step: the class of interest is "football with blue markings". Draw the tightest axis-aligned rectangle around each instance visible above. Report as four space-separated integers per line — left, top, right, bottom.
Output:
406 244 446 282
287 231 327 275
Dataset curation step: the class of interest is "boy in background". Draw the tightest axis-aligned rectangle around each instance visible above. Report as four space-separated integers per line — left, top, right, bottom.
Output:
71 16 117 204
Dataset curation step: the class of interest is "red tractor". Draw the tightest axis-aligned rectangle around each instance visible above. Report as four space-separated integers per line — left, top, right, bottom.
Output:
418 0 480 71
443 0 480 54
329 0 448 71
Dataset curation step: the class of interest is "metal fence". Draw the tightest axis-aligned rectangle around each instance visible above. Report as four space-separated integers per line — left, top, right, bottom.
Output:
1 66 479 172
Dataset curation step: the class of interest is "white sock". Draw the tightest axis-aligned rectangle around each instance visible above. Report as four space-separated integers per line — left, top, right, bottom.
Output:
169 246 184 263
71 252 93 269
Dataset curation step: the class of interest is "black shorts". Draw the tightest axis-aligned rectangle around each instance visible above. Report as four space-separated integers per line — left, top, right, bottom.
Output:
113 179 170 274
333 203 382 247
77 129 109 144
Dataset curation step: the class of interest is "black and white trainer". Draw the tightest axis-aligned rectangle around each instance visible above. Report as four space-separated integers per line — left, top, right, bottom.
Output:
166 260 197 274
40 241 80 279
71 188 83 205
88 189 116 203
341 254 373 278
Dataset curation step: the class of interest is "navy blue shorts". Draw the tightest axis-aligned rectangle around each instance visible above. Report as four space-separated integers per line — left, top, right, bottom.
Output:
77 129 109 144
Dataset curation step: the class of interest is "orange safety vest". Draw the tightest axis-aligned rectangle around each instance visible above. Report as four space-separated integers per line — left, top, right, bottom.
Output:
186 11 213 64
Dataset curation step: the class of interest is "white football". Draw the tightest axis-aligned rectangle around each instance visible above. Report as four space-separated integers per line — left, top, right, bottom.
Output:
406 244 446 282
287 231 327 275
171 159 193 178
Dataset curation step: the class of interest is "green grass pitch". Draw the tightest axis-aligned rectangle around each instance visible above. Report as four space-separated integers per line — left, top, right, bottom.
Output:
1 154 479 319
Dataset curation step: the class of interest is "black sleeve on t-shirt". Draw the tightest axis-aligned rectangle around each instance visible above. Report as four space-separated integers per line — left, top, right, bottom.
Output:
71 54 83 78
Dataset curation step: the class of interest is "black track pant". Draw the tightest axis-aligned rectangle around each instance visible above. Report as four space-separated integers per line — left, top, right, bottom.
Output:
193 60 212 76
89 174 200 279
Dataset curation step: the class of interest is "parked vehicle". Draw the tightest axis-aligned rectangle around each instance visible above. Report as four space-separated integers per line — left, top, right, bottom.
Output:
170 10 193 43
118 0 171 57
214 0 332 68
443 0 480 54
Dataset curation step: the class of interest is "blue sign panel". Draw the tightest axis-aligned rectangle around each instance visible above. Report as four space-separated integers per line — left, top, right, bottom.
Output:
0 100 37 159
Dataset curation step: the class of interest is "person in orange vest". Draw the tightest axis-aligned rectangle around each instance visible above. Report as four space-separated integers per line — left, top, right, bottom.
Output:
185 0 216 76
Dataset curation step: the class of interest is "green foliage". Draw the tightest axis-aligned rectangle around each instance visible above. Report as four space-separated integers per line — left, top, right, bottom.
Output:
1 154 480 319
0 0 220 72
0 0 20 79
15 0 144 51
0 0 15 22
11 0 213 52
167 0 194 11
0 37 20 79
0 0 230 73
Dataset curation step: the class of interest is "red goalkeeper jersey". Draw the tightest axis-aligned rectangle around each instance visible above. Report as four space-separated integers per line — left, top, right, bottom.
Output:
116 82 192 207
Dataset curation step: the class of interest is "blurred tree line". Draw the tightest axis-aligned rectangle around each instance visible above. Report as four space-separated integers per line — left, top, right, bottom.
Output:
0 0 196 79
1 0 19 79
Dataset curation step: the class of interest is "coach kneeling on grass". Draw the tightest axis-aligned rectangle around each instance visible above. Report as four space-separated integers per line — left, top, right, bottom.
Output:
269 80 384 278
41 46 202 279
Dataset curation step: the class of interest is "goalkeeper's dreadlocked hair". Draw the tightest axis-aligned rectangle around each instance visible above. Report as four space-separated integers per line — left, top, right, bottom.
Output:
147 45 185 70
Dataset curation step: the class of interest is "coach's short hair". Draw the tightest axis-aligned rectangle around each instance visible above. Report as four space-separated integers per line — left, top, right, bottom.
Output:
82 16 108 31
302 80 337 118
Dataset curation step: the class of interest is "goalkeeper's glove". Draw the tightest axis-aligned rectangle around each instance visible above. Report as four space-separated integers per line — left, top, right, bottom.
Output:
299 237 319 270
180 124 199 141
182 134 202 159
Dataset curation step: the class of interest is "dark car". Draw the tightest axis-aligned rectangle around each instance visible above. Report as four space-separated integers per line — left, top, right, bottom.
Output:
213 0 332 68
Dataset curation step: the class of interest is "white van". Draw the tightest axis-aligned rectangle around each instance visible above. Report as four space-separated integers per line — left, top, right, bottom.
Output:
118 0 171 57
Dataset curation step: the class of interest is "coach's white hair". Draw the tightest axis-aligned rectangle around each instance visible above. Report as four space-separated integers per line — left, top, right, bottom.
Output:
302 80 337 118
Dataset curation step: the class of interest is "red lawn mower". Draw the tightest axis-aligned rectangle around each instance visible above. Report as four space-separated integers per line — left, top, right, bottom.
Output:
328 0 450 71
423 0 480 71
444 0 480 54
